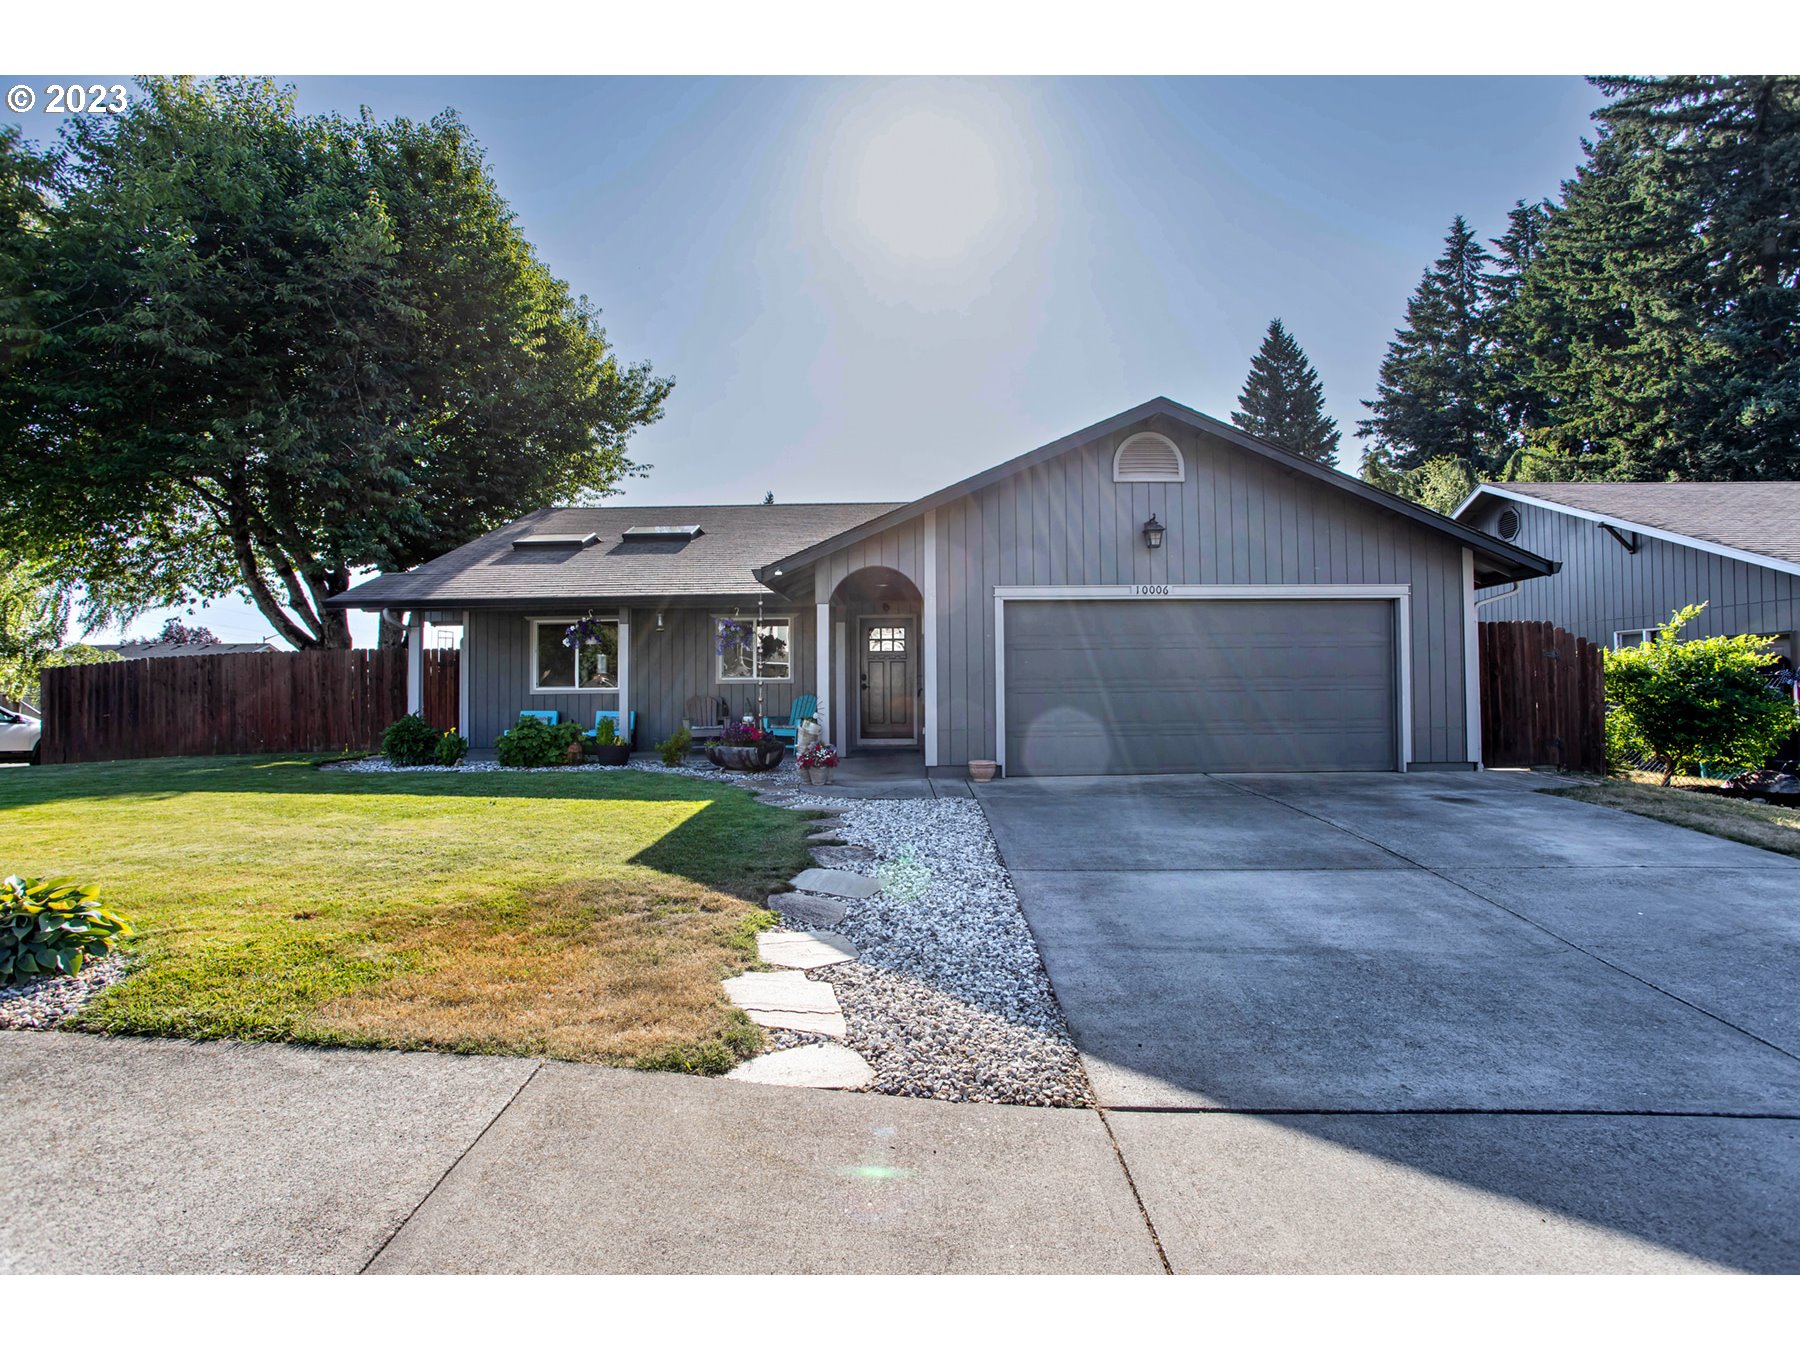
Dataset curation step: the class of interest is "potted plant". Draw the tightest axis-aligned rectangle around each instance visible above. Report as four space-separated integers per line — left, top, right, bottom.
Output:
796 740 839 785
968 758 999 782
704 716 787 772
590 717 631 766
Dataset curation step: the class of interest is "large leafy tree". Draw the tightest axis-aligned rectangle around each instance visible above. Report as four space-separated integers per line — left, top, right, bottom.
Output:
1230 318 1341 466
0 78 672 648
0 553 115 705
1358 216 1509 483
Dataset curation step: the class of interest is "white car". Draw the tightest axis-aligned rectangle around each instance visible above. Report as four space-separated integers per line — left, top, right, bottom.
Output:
0 708 41 764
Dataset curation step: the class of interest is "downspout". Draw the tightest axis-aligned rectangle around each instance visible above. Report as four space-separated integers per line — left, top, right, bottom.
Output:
1473 582 1519 612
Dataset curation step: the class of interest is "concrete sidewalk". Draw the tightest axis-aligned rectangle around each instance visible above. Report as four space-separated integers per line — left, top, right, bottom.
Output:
0 1032 1158 1275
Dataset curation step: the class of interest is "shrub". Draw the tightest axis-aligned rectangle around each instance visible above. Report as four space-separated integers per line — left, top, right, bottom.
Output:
1604 604 1798 785
495 715 571 768
1 875 133 986
381 713 441 766
656 725 693 766
434 728 468 766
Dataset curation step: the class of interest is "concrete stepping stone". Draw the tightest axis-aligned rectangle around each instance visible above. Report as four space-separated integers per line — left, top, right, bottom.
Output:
723 970 847 1037
758 929 858 970
768 892 847 927
788 868 881 900
812 843 878 869
725 1043 874 1090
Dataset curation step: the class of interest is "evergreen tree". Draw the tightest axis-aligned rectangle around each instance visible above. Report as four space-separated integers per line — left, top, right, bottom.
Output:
1357 217 1508 482
1231 318 1341 465
1482 198 1554 460
1589 76 1800 479
1506 126 1708 481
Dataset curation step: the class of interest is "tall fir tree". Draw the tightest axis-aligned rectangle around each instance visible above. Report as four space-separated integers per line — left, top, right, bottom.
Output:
1482 198 1554 460
1357 216 1508 484
1503 127 1705 482
1230 318 1341 465
1588 76 1800 480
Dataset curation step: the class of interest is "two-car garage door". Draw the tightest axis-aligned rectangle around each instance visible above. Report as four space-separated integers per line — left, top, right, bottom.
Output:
1001 598 1399 776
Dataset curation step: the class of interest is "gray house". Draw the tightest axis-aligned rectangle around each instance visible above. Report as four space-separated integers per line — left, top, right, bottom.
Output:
330 397 1551 776
1455 482 1800 662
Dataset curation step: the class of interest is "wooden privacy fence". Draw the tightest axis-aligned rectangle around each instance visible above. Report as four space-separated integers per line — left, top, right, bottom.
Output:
422 650 459 733
1478 621 1605 772
40 649 460 765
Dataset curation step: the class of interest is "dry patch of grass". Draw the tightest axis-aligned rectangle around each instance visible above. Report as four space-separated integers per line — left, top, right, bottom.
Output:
316 878 776 1071
1548 778 1800 861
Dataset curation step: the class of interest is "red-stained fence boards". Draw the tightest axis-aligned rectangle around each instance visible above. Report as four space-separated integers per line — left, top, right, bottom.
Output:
1478 621 1605 772
39 649 460 765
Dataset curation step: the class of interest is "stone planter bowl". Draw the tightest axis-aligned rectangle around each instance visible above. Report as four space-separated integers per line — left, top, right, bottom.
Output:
968 759 999 782
705 742 788 773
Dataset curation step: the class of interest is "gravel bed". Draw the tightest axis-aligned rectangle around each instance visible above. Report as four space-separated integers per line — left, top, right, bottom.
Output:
765 793 1091 1108
0 954 129 1030
325 754 804 788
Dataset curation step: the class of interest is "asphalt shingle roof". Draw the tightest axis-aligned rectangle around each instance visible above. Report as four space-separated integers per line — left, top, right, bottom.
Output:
1495 482 1800 568
330 503 902 608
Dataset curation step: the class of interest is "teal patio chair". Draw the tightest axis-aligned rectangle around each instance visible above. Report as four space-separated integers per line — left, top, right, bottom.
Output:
762 694 818 744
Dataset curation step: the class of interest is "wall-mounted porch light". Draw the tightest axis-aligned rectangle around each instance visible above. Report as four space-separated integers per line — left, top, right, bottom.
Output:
1142 514 1166 549
655 612 665 633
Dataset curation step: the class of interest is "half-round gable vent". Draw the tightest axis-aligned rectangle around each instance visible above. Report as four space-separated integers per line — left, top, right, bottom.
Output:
1113 432 1185 483
1495 506 1521 541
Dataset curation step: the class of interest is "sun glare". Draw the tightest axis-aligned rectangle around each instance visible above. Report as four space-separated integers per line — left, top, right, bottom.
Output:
849 106 1003 261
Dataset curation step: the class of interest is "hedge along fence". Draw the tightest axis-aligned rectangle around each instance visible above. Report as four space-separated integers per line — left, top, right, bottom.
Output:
38 649 459 765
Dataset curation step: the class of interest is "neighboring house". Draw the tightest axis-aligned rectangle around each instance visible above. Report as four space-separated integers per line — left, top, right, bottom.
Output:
1455 482 1800 661
95 639 278 659
328 397 1551 776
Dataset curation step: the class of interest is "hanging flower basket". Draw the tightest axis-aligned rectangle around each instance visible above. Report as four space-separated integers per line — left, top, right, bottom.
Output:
563 614 611 648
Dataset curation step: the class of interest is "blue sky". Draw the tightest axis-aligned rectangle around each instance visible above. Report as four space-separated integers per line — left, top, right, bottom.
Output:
10 75 1602 644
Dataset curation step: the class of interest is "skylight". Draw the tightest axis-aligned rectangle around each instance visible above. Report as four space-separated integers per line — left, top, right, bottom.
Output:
511 532 600 549
622 525 704 540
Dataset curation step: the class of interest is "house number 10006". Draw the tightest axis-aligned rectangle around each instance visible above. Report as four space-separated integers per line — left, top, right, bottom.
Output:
1129 584 1170 596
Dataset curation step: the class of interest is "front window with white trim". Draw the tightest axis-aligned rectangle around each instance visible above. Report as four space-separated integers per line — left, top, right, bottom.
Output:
532 618 618 691
717 616 791 681
1612 628 1662 650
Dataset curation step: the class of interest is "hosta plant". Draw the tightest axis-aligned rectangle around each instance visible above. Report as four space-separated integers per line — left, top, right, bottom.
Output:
1 876 133 986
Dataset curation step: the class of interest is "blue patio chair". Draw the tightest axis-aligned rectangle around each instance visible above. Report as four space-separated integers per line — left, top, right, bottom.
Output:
518 710 559 725
593 710 637 747
762 694 818 744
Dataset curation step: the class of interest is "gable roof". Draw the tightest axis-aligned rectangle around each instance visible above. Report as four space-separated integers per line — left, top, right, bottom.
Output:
755 396 1555 587
327 502 901 610
1456 482 1800 578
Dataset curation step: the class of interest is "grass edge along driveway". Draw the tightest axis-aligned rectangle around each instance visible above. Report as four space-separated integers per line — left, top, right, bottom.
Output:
1549 776 1800 862
0 757 817 1073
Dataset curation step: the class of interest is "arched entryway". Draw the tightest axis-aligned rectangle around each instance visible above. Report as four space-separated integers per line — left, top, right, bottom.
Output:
827 566 924 752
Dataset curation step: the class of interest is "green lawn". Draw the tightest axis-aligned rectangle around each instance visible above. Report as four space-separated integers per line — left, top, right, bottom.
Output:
0 757 817 1071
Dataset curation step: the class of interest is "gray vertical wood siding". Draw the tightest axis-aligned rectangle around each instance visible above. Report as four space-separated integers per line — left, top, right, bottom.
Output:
1468 498 1800 652
822 419 1475 768
465 605 816 750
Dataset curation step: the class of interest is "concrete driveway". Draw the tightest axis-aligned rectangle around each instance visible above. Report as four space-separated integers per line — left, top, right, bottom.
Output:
978 771 1800 1272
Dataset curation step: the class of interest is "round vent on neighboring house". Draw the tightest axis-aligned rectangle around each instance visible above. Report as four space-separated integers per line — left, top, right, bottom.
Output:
1495 506 1521 541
